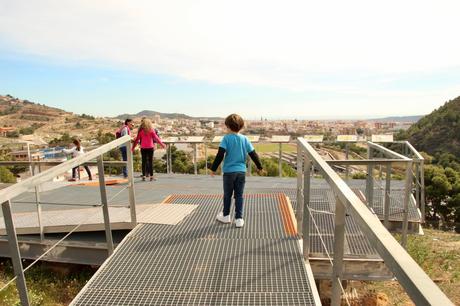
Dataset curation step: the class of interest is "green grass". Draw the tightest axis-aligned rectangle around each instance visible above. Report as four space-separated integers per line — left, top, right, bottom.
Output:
0 260 95 306
254 143 296 153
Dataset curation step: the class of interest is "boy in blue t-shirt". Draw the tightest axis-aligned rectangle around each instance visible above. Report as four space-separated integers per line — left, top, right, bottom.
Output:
210 114 263 228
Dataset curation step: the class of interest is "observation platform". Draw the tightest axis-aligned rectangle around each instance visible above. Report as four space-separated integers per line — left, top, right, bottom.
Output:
0 174 421 283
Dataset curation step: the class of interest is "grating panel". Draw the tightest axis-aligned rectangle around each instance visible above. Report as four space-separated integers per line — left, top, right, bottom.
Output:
72 193 317 305
74 290 315 306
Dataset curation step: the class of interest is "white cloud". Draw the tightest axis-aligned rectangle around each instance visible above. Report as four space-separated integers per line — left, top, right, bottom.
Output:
0 0 460 93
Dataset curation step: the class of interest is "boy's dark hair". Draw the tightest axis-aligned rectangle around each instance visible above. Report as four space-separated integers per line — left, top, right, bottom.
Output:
225 114 244 132
124 118 132 125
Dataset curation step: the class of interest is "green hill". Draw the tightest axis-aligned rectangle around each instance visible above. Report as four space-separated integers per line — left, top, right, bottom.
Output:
407 96 460 157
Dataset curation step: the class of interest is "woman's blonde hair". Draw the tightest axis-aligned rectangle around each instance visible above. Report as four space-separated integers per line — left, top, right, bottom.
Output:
140 118 153 133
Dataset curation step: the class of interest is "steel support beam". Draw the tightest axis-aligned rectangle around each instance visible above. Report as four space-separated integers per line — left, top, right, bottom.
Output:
2 200 30 306
97 157 114 256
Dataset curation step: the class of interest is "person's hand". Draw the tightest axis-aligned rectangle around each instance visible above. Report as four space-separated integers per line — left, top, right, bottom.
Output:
257 169 266 176
210 171 215 177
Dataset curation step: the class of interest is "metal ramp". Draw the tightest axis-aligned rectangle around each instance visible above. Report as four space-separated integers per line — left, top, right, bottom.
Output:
71 193 321 305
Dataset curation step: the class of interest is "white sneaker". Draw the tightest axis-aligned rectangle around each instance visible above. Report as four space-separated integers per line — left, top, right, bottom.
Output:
216 212 231 223
235 218 244 228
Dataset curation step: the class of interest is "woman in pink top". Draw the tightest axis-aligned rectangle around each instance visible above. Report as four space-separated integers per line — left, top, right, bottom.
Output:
132 119 166 181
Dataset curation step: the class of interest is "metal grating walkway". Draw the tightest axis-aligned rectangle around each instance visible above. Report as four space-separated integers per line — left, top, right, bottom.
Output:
71 193 320 305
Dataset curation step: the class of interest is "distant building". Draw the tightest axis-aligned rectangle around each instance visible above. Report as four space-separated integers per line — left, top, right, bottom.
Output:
0 127 16 137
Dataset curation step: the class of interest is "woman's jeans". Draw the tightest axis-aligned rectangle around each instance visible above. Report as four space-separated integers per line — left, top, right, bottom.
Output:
141 148 154 177
223 172 246 219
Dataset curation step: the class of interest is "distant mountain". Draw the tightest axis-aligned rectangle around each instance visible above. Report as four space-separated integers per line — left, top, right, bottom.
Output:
406 96 460 156
367 115 423 122
115 110 222 121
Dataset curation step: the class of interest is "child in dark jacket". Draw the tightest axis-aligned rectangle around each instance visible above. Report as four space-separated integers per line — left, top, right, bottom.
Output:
210 114 263 228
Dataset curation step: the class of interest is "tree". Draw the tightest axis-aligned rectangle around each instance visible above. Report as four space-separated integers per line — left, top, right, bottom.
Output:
423 154 460 230
96 130 115 145
0 167 16 183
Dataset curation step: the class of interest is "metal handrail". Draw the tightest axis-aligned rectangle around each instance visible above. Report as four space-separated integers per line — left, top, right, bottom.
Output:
0 135 136 306
296 137 453 305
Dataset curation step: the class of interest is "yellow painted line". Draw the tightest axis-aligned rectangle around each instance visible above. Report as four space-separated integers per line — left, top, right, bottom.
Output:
278 193 297 236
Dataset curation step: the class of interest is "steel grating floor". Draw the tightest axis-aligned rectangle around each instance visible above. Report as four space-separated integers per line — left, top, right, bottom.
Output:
71 193 319 305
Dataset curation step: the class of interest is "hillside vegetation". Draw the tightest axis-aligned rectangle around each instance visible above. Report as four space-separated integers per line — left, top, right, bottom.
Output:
0 94 119 142
406 96 460 157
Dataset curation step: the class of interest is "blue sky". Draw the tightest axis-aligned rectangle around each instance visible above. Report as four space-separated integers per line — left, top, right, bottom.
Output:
1 0 459 119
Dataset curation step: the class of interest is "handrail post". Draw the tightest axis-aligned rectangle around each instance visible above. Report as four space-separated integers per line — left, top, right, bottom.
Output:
331 196 346 306
384 164 391 229
126 141 137 227
296 145 304 237
401 161 413 248
31 165 44 241
193 143 198 175
420 160 426 223
97 156 114 256
248 157 252 176
345 143 349 180
415 161 420 212
366 147 374 207
169 144 173 174
302 156 311 259
166 144 170 174
278 142 282 178
2 200 30 306
204 143 208 175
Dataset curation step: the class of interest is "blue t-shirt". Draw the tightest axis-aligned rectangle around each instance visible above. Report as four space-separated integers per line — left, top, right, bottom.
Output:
220 133 254 173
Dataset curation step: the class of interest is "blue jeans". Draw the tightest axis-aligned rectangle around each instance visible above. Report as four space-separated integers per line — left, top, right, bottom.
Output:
120 147 128 177
223 172 246 219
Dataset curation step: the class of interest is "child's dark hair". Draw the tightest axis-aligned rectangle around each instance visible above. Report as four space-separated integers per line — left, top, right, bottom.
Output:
225 114 244 132
72 139 81 151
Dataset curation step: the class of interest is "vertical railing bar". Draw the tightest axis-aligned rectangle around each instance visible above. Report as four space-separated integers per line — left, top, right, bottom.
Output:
278 142 282 178
331 196 346 306
126 141 137 227
1 200 30 306
97 156 114 256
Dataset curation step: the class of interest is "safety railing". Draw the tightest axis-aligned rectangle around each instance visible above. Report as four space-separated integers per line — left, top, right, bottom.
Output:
296 137 453 306
393 140 426 222
0 135 136 306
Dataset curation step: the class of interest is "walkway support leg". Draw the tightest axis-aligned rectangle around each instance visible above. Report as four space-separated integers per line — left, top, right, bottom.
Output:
2 200 30 306
331 196 346 306
97 156 114 256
